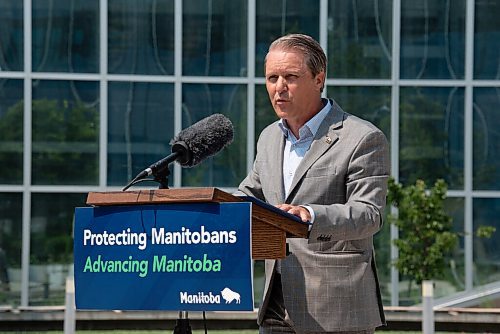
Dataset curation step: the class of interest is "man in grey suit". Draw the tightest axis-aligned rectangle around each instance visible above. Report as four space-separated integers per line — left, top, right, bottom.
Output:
238 34 390 333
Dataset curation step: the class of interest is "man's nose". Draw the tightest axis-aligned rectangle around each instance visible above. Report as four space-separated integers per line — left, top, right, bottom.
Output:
276 76 287 92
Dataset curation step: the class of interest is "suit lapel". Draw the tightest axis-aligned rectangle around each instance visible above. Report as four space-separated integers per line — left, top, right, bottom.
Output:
277 134 286 203
269 127 286 203
285 101 345 203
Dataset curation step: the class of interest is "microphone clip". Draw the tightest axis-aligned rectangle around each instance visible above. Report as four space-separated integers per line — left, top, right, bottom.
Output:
153 166 170 189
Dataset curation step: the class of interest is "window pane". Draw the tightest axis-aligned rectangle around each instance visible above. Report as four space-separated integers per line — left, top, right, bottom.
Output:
328 0 392 79
375 208 391 305
108 0 174 75
255 84 278 148
473 198 500 287
330 86 391 139
0 79 23 184
256 0 319 77
473 88 500 190
32 80 99 185
0 2 23 71
0 193 22 307
32 0 99 73
474 0 500 79
399 87 464 189
30 193 86 306
107 82 175 187
400 0 465 79
183 0 247 76
442 197 465 295
182 84 247 187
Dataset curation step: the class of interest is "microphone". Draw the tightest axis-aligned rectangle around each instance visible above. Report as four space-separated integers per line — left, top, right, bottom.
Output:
123 114 234 190
172 113 234 167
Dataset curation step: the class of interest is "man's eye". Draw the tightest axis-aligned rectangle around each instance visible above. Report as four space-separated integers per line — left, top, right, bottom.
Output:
267 76 278 82
286 74 298 80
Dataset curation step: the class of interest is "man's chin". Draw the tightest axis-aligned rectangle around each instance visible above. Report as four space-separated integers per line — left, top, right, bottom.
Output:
274 107 290 118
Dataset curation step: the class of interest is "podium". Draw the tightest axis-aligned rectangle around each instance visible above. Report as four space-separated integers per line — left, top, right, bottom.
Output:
76 187 309 333
86 187 309 260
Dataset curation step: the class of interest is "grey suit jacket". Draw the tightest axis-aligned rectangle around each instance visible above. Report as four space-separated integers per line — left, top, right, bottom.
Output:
238 99 389 332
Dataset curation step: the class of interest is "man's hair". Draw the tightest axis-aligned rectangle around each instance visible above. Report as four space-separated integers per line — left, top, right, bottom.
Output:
265 34 327 78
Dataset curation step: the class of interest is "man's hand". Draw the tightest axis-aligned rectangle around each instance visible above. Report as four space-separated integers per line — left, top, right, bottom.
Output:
276 204 311 222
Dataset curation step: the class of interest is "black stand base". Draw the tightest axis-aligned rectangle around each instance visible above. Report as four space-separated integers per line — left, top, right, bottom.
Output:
173 311 192 334
173 318 192 334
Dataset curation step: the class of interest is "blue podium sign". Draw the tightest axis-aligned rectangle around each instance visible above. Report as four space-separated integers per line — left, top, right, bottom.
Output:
74 202 254 311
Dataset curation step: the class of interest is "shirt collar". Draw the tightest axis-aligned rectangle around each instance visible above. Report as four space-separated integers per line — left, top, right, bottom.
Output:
278 98 332 140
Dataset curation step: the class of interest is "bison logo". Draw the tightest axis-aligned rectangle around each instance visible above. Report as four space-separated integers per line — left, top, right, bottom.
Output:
221 287 240 304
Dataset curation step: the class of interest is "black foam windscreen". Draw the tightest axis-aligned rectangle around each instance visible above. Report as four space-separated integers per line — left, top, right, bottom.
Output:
170 113 234 167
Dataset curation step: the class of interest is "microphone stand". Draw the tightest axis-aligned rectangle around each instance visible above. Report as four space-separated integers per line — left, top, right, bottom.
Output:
122 161 192 334
153 169 192 334
173 311 192 334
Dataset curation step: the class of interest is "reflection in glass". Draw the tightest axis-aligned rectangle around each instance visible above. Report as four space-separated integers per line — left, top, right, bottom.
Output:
474 0 500 79
399 87 464 189
182 84 247 187
473 88 500 190
255 84 278 148
0 2 23 71
30 193 86 306
108 0 174 75
0 79 23 184
442 197 465 296
328 0 392 79
183 0 247 76
32 0 99 73
473 199 500 287
0 193 22 307
256 0 319 76
377 207 392 305
330 86 391 139
401 0 465 79
108 82 175 187
32 80 99 185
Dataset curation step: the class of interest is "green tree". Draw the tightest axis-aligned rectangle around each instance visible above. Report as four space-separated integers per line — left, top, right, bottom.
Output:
388 177 496 300
388 178 458 286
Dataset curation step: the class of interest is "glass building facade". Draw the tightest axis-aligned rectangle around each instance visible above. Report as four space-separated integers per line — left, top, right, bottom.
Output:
0 0 499 308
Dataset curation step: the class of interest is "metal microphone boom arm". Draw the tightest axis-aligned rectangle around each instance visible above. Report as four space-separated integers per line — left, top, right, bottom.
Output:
122 142 190 191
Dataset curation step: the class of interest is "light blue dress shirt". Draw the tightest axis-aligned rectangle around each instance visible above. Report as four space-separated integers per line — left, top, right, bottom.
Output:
277 99 332 224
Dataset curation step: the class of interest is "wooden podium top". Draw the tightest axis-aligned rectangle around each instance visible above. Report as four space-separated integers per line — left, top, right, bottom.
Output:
87 187 241 206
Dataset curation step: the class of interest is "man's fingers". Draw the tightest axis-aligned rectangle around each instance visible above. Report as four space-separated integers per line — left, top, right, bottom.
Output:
299 210 311 222
275 204 310 222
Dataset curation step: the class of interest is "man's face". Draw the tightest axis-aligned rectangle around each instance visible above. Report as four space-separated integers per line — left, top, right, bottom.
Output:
265 49 325 127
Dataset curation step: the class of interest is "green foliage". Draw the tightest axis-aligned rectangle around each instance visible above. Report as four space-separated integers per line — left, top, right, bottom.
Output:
0 98 99 185
476 225 496 238
388 178 497 289
31 98 99 184
0 100 23 183
387 178 458 284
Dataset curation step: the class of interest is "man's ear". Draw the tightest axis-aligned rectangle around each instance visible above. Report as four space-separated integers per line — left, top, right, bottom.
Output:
315 71 326 92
